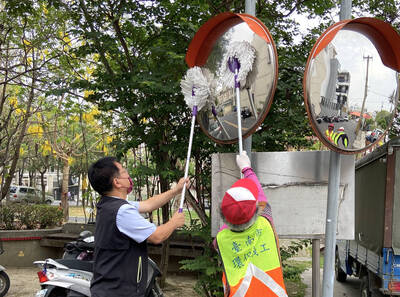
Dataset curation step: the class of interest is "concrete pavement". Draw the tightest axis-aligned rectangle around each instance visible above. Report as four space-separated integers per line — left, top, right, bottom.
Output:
302 267 360 297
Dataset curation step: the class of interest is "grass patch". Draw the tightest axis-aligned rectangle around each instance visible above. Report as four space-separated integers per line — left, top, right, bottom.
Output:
284 260 312 297
286 279 308 297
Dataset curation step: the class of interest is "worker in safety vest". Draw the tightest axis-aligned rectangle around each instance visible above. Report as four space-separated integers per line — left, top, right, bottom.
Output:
325 123 335 141
216 152 287 297
333 127 349 147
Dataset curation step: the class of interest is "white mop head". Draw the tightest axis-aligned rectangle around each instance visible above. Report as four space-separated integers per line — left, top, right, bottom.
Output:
201 67 219 106
218 41 256 90
180 66 211 111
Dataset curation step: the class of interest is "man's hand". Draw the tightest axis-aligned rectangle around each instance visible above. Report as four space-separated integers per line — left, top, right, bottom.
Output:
236 151 251 171
171 177 190 195
170 211 185 228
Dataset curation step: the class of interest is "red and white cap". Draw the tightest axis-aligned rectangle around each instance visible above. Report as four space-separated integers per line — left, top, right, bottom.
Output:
221 178 258 225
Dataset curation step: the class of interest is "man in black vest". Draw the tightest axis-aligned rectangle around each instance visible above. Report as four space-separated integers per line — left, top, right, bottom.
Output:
88 156 187 297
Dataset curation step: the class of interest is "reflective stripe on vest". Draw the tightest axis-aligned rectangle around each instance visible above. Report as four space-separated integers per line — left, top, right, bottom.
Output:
233 263 287 297
217 217 286 296
333 132 343 145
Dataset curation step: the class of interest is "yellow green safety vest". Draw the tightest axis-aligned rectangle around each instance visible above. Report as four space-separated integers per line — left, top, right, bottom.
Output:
216 217 287 297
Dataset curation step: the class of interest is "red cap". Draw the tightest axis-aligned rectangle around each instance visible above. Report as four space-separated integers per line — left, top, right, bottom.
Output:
221 179 258 225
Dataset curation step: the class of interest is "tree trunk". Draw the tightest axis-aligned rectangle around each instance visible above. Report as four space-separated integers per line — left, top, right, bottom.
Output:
158 174 170 288
61 159 70 221
1 76 35 200
40 171 46 202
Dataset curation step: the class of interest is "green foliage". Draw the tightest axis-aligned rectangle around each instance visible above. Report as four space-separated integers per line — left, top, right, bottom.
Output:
375 110 392 130
0 204 63 230
179 219 223 297
280 240 311 281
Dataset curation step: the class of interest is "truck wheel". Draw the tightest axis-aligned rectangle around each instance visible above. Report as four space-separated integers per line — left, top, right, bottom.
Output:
360 275 371 297
335 251 347 282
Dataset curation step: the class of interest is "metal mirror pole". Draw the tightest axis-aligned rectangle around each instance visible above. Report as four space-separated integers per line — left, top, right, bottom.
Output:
244 0 256 161
322 2 351 297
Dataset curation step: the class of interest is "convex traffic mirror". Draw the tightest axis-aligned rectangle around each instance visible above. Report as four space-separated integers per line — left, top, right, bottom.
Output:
185 12 278 144
303 17 400 154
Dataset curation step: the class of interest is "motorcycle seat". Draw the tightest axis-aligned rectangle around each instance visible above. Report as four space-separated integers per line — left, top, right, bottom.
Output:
55 259 93 273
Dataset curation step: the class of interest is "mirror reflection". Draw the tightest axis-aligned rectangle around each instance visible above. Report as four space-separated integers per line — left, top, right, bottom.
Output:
198 22 277 143
306 28 399 152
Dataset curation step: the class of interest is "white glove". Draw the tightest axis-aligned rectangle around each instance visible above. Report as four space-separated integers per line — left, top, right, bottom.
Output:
236 151 251 171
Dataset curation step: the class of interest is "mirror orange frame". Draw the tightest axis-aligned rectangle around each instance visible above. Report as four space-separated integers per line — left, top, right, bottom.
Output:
303 17 400 154
185 12 278 144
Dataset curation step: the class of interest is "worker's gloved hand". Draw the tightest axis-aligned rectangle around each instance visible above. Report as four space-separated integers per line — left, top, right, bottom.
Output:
236 151 251 171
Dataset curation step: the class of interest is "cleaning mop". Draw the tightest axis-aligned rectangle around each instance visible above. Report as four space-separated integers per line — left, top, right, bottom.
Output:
202 67 231 139
179 66 211 212
218 41 256 153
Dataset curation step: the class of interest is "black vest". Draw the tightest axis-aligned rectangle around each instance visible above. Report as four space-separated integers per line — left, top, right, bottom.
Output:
90 196 148 297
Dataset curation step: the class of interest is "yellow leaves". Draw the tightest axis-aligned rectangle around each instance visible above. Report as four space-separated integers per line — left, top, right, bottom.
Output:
27 57 33 65
63 36 71 45
93 53 100 62
19 147 25 156
82 176 88 190
83 90 94 98
42 140 52 156
23 39 31 46
103 145 109 155
82 107 100 122
140 117 149 124
68 157 74 166
73 134 81 142
106 135 113 144
15 108 26 115
86 66 94 75
8 96 18 108
27 125 44 137
42 4 48 15
58 31 64 38
43 49 49 56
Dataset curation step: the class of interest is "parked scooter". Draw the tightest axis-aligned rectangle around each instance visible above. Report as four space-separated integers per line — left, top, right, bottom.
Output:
0 241 10 297
34 257 163 297
62 230 94 261
34 233 164 297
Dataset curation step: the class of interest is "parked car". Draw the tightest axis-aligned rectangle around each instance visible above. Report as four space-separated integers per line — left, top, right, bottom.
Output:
241 107 252 119
322 116 332 123
8 186 54 204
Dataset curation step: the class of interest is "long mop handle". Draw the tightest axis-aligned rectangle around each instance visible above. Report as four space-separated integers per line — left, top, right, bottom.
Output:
179 106 197 213
235 68 243 155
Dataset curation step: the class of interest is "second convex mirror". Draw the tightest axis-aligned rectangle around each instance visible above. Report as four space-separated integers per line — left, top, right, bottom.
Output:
185 13 278 144
304 18 400 154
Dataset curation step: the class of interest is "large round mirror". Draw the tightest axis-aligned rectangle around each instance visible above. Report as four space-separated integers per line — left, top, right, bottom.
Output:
304 18 400 154
185 13 278 144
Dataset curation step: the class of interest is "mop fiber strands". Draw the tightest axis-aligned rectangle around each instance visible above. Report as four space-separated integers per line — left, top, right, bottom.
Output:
180 66 211 111
178 66 210 212
219 41 256 90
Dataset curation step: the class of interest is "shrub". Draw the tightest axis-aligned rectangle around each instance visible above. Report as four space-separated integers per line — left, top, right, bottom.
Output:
0 204 63 230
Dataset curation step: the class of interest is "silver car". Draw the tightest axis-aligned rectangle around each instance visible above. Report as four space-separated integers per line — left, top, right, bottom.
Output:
8 186 54 204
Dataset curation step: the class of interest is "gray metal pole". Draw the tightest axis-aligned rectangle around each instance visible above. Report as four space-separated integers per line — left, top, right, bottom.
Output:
312 239 321 297
322 2 351 297
339 0 352 20
322 151 342 297
245 0 256 16
244 0 256 160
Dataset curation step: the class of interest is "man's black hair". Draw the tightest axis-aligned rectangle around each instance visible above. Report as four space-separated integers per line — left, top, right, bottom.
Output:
88 156 119 196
